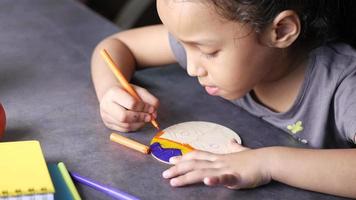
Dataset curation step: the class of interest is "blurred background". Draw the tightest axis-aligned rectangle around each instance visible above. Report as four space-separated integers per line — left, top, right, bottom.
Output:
79 0 161 29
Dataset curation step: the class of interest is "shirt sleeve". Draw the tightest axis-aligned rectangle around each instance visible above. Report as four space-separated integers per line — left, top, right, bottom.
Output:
334 66 356 144
168 33 187 69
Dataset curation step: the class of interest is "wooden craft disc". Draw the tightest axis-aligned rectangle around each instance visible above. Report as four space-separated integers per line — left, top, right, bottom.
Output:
150 121 241 164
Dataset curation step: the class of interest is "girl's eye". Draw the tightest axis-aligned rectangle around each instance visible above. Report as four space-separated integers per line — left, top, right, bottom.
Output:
201 51 219 59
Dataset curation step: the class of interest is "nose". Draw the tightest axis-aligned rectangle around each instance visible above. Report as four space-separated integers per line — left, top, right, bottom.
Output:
186 55 207 77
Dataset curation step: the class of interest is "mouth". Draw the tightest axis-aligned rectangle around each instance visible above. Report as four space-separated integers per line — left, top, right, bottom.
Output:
204 85 219 96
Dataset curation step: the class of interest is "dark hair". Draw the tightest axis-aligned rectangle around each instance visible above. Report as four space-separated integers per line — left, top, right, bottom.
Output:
208 0 356 49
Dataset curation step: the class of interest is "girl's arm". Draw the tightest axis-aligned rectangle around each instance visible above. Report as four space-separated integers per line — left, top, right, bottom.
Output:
91 25 176 132
265 146 356 198
91 24 176 101
163 144 356 198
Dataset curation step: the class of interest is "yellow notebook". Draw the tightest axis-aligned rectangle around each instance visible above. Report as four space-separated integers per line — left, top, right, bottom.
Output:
0 140 55 197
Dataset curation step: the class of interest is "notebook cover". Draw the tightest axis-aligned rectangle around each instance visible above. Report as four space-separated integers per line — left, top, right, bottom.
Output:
0 140 55 197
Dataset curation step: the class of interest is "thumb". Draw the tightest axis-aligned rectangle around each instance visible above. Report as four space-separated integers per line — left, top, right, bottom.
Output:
229 139 249 153
222 174 241 189
204 174 241 189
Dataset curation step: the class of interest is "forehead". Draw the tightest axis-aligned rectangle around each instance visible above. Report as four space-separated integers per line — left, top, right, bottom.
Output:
157 0 221 22
157 0 235 41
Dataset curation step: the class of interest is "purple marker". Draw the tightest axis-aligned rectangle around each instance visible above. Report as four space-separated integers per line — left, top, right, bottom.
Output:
70 172 141 200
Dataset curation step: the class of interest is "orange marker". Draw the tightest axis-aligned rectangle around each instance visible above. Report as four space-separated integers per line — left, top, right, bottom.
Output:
110 133 150 154
100 49 160 130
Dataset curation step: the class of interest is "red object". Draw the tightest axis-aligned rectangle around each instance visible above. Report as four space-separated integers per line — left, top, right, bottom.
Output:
0 104 6 139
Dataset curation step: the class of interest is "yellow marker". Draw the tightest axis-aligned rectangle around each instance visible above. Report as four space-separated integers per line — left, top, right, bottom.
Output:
100 49 160 130
110 133 150 154
58 162 82 200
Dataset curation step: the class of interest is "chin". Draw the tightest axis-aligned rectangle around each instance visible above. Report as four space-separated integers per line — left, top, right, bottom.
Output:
220 92 245 101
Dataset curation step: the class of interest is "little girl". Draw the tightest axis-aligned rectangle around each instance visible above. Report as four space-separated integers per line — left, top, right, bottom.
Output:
91 0 356 198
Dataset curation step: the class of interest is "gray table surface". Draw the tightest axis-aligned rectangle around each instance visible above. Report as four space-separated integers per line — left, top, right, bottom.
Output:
0 0 351 199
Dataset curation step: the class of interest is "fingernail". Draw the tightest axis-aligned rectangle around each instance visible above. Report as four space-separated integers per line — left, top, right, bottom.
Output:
148 106 155 113
162 170 170 178
144 115 151 122
169 157 175 163
203 177 210 185
169 156 179 164
230 139 237 144
170 178 179 187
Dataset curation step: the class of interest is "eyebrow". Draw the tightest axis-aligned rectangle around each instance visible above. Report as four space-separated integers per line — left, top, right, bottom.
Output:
178 38 217 46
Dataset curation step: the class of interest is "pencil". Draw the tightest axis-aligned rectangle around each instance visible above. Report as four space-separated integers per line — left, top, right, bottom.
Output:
110 133 150 154
100 49 160 130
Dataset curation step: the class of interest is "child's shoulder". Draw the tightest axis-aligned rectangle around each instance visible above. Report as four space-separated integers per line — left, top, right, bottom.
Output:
328 43 356 58
312 43 356 73
314 43 356 59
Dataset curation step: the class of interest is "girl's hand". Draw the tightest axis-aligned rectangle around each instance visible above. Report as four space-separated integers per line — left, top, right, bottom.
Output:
99 84 159 132
162 140 271 189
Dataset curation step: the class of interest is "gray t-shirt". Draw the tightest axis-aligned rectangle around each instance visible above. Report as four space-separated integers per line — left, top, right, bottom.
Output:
169 34 356 148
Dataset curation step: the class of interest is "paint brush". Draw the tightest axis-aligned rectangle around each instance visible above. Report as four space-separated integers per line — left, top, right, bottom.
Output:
100 49 160 130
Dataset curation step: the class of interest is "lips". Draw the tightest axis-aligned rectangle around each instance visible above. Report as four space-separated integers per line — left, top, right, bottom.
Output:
204 85 219 95
199 79 220 96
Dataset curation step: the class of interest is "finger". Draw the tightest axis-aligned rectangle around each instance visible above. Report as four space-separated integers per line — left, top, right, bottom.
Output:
179 151 218 162
123 110 152 123
101 106 123 125
141 103 155 114
105 120 145 132
169 169 221 187
203 176 220 186
102 104 152 124
101 109 147 130
229 139 249 153
117 122 146 132
103 120 131 132
134 85 160 108
108 87 147 112
162 159 214 179
169 156 182 164
204 174 240 189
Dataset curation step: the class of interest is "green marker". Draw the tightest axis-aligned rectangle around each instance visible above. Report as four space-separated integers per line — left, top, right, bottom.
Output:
58 162 82 200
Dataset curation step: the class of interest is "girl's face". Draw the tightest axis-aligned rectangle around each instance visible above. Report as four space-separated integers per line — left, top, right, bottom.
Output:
157 0 280 100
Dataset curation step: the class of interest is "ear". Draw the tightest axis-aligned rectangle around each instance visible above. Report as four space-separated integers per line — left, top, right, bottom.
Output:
265 10 301 48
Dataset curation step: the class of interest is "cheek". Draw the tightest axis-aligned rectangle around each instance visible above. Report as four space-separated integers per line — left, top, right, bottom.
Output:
207 54 248 87
206 54 262 99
